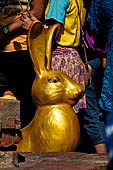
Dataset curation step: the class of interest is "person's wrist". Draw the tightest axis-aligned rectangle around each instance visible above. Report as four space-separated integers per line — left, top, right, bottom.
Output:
2 26 9 34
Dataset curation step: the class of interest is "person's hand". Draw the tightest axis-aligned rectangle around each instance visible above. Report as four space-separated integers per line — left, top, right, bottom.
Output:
21 11 37 30
21 14 33 30
102 57 106 69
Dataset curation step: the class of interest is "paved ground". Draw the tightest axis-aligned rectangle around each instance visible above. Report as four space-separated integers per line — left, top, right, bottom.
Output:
0 152 108 170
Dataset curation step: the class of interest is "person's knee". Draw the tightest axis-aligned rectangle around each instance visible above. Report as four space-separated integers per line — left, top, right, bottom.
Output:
88 58 100 76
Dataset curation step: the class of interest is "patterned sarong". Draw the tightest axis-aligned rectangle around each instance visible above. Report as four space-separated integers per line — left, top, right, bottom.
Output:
51 46 86 113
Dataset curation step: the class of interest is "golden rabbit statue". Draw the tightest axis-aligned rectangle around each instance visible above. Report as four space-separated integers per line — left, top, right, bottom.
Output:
16 20 85 152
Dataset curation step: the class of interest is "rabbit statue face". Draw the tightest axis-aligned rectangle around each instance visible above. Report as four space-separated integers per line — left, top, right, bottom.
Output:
32 70 83 106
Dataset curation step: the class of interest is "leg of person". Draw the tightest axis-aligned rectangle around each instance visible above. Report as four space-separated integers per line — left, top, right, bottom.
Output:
79 58 106 153
84 83 106 153
104 110 113 161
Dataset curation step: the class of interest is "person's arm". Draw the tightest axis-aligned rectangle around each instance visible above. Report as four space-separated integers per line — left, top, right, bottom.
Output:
21 12 38 30
10 0 45 31
0 0 45 41
20 0 45 31
30 0 45 19
81 8 86 28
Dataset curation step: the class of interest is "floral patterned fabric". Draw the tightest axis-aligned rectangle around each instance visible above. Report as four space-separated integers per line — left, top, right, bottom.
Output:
51 46 86 113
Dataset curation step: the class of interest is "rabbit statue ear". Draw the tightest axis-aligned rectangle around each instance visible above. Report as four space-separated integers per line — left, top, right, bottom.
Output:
45 24 59 70
28 20 46 77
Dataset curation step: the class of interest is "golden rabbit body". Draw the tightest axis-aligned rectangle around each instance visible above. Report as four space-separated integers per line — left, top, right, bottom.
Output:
17 21 84 152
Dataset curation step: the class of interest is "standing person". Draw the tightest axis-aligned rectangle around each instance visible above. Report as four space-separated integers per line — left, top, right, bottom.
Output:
45 0 86 113
87 0 113 164
77 0 107 154
0 0 45 128
21 0 87 114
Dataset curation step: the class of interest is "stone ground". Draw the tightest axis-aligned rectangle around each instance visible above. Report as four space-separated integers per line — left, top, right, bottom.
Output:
0 152 109 170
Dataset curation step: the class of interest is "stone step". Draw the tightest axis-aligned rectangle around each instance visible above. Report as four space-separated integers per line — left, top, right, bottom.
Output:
0 152 109 170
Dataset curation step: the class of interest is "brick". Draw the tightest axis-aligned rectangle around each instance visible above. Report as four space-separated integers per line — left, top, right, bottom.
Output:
2 117 15 129
0 99 21 148
15 118 21 129
0 99 20 129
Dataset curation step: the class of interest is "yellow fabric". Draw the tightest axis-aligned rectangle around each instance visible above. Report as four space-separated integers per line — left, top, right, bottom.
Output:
0 0 28 52
45 0 83 48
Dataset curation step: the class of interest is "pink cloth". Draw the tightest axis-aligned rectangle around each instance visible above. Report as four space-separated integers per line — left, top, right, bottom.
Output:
85 31 107 54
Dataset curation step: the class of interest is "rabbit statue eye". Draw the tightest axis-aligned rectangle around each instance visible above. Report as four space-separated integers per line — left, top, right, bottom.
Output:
48 76 60 83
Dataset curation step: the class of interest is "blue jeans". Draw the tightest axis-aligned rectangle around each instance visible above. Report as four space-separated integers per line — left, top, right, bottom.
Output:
78 58 105 145
105 110 113 161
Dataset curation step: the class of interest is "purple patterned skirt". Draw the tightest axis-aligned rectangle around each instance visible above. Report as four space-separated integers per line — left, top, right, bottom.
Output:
51 46 86 113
